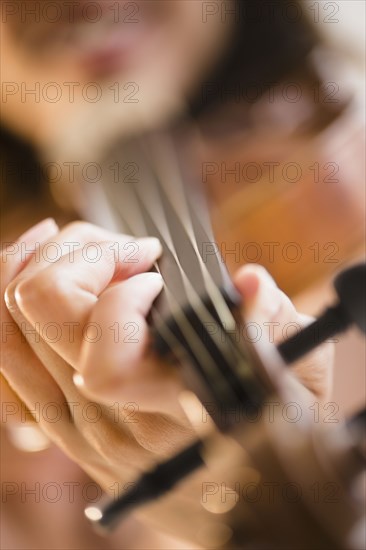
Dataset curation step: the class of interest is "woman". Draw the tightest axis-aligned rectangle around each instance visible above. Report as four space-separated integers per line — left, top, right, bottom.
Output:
1 1 364 548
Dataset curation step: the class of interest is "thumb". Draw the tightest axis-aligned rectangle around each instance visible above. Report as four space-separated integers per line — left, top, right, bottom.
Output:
233 264 296 326
233 264 334 400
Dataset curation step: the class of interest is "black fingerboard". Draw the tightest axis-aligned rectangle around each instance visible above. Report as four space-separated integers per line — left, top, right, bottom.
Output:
87 127 269 429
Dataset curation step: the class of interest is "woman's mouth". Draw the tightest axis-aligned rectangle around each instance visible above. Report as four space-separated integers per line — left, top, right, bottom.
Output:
69 16 149 75
17 1 158 75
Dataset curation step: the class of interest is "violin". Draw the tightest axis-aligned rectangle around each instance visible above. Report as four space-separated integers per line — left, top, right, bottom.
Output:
1 1 365 546
70 126 365 549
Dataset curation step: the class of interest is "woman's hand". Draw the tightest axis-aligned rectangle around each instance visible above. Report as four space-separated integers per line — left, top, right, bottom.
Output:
1 220 193 485
1 219 333 533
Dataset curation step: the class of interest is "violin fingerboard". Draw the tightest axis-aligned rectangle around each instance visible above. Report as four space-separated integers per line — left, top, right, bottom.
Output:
86 128 269 427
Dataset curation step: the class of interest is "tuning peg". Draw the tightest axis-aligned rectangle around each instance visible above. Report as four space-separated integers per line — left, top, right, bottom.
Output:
334 263 366 334
278 263 365 365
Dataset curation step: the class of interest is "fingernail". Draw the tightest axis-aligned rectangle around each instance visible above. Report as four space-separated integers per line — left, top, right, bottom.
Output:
73 373 85 388
7 425 50 453
136 272 164 288
17 218 58 245
139 237 163 256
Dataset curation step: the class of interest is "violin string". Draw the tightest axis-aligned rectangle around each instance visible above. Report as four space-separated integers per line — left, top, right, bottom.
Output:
142 133 256 379
137 137 245 366
101 180 196 371
145 133 260 381
103 131 258 405
101 161 231 389
106 157 238 403
145 132 238 330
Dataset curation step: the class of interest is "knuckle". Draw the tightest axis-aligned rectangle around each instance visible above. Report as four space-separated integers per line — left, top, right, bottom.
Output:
64 221 103 244
97 241 115 263
65 220 90 233
14 270 68 312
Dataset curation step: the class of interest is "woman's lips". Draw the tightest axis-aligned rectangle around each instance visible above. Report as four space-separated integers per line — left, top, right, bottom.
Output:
20 1 154 75
73 20 149 74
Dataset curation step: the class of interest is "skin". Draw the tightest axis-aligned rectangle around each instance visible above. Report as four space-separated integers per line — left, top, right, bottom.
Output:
0 0 334 543
0 0 233 156
1 220 333 541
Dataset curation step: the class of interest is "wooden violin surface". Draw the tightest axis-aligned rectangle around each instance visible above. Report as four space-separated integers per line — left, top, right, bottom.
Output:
204 109 365 297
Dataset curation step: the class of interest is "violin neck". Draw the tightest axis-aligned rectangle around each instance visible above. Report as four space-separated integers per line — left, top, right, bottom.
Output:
96 129 268 428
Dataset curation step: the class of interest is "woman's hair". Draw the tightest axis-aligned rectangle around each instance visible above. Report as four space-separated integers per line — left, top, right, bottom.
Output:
1 125 45 214
189 0 320 117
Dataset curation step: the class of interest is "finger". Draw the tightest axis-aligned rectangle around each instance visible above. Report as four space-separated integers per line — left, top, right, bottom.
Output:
0 374 35 425
1 218 68 427
234 263 297 342
0 327 76 435
1 225 159 466
1 218 59 292
6 239 162 368
77 272 185 415
14 221 155 280
78 272 164 391
289 317 334 402
2 219 60 380
1 309 145 467
234 264 333 400
1 219 75 435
